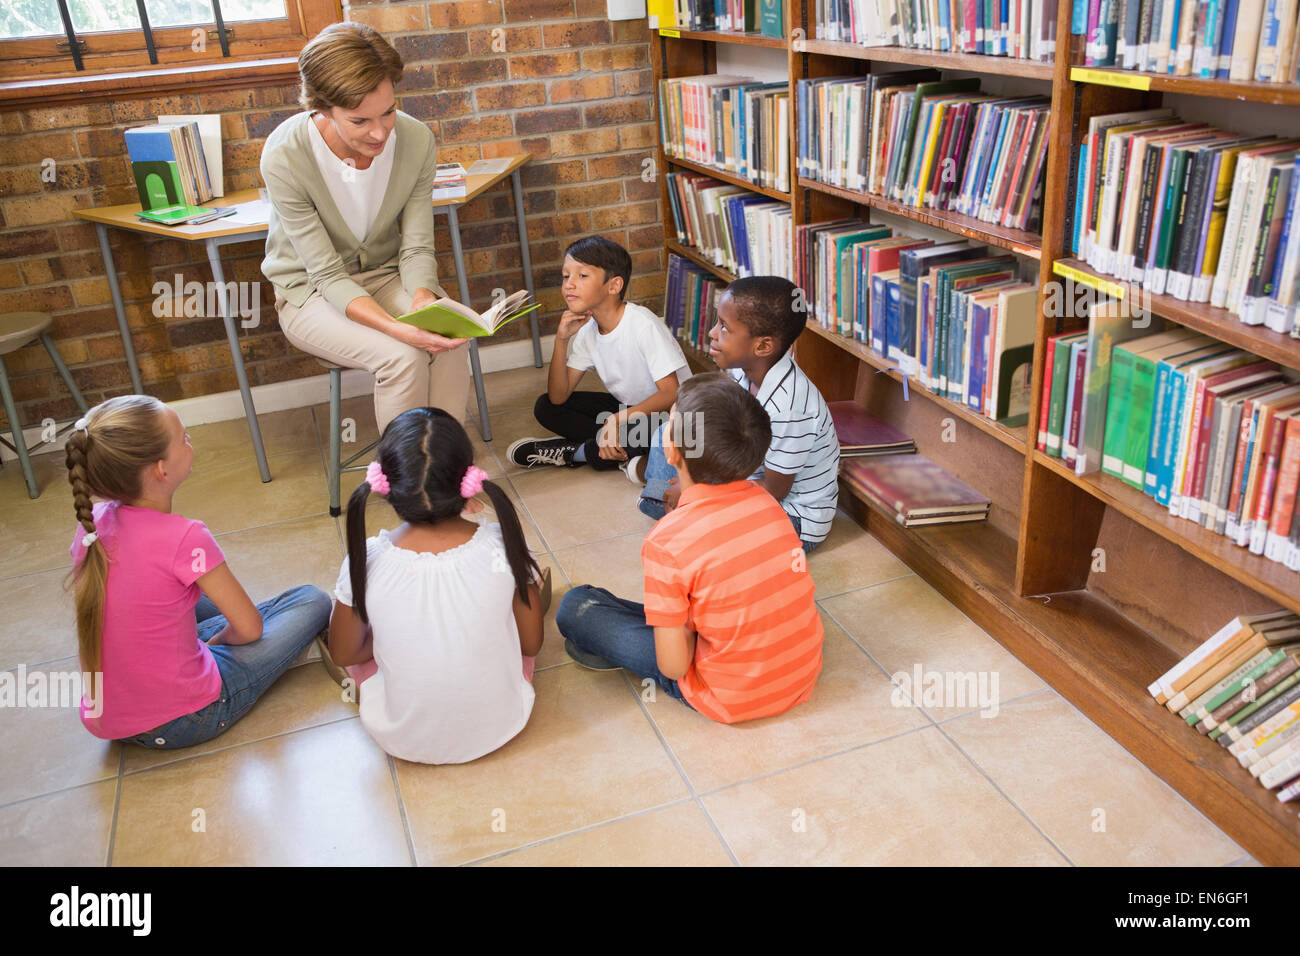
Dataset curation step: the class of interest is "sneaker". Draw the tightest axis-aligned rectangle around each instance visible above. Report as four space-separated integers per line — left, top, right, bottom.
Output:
507 436 582 468
564 638 621 671
622 455 648 485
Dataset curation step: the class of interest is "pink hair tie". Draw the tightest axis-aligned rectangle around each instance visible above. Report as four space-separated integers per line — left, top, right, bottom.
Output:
365 460 390 496
460 464 488 498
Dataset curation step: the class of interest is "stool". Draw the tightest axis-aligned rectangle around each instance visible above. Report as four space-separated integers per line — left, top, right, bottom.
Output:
0 312 89 499
319 361 379 517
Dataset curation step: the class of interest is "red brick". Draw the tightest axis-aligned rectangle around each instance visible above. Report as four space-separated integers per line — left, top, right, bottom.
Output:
348 3 429 31
556 182 623 210
620 123 658 149
508 52 581 78
393 31 469 61
549 128 619 157
520 159 587 187
474 82 547 111
8 132 78 164
3 194 85 228
583 45 648 71
467 25 542 55
440 114 514 144
438 58 509 87
541 21 611 47
220 113 247 141
21 103 113 131
198 89 256 112
479 138 527 159
520 137 553 159
489 189 556 217
244 108 297 140
513 106 582 135
547 74 616 103
109 95 201 124
0 262 22 289
76 127 130 159
624 176 660 201
616 68 654 97
6 371 53 405
574 0 604 13
612 19 650 42
428 0 504 26
584 100 652 127
179 369 239 396
254 85 299 108
0 113 24 135
223 141 265 172
628 224 666 251
502 0 574 17
0 167 45 196
587 151 651 179
591 201 658 230
497 239 560 269
525 211 589 241
54 224 97 252
402 90 476 121
437 144 483 165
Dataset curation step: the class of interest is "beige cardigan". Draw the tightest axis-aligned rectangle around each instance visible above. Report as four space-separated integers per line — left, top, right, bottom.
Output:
260 110 442 314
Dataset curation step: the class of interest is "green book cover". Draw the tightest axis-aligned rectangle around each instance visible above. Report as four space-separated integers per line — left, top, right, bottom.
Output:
132 160 186 210
1102 344 1137 478
1046 333 1086 457
759 0 783 36
397 291 538 339
1181 646 1297 723
134 203 218 225
893 79 981 201
833 227 889 334
1153 145 1194 276
1122 351 1161 488
1190 647 1296 724
1209 671 1300 739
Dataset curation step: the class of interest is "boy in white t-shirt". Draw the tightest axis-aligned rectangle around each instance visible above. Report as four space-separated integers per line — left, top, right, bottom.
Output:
507 237 691 475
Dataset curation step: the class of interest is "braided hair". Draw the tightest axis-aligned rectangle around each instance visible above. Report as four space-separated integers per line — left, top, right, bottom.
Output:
64 395 171 675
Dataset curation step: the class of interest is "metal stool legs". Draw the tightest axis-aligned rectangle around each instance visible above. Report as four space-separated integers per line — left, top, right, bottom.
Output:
325 367 379 518
0 355 37 499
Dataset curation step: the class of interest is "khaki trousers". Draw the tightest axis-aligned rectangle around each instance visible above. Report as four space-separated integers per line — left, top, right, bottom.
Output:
276 268 471 433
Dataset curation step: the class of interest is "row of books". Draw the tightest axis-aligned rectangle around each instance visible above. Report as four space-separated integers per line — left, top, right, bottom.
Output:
798 73 1051 232
797 220 1037 422
124 119 220 210
648 0 786 35
658 75 792 193
1073 0 1300 80
1149 611 1300 801
1070 107 1300 337
1039 314 1300 570
814 0 1059 59
665 173 795 278
665 254 728 355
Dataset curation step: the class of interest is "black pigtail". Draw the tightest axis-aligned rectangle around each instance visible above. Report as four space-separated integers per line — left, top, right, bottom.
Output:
345 481 373 623
481 478 540 605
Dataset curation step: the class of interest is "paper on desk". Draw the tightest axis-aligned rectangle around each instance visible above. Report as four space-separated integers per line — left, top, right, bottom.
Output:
224 199 271 225
467 158 511 176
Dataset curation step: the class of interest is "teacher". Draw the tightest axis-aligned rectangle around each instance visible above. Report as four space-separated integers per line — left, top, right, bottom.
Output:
261 22 470 432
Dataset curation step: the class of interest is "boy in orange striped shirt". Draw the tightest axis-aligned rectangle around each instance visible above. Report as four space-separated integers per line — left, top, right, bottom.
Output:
556 374 824 723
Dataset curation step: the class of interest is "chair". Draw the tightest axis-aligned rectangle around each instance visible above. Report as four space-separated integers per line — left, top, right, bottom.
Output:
318 360 379 517
0 312 89 499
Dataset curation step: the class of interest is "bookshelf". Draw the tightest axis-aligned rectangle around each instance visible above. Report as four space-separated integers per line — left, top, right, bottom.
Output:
650 3 1300 863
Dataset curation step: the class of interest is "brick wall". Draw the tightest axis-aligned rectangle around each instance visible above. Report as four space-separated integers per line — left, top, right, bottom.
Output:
0 0 664 431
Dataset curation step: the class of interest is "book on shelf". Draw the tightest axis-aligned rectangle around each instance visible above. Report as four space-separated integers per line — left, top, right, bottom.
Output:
124 121 217 211
665 172 793 278
658 75 791 192
650 0 783 32
396 290 538 339
665 253 728 355
828 401 918 455
842 452 991 525
812 0 1057 59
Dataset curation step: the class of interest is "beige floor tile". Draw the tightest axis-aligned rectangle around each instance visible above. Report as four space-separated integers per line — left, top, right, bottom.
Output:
112 718 408 866
0 485 80 579
481 800 734 866
0 567 79 671
0 449 67 512
122 663 357 774
213 513 343 603
551 531 648 603
648 612 931 793
510 464 654 551
477 363 551 412
944 693 1246 866
702 726 1067 865
807 511 911 598
187 405 321 470
172 451 329 536
395 663 690 866
0 657 119 806
532 554 572 671
488 406 556 477
822 576 1045 718
0 779 116 866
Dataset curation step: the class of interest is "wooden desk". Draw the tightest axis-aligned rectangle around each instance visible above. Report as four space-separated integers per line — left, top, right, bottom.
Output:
73 153 541 479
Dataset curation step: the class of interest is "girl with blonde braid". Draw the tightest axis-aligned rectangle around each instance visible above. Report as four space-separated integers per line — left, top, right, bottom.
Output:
65 395 331 748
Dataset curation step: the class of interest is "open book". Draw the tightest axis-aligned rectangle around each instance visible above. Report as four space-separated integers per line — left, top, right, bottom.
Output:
396 289 540 339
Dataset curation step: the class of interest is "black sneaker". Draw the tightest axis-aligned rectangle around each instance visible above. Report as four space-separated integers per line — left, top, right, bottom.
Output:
507 436 582 468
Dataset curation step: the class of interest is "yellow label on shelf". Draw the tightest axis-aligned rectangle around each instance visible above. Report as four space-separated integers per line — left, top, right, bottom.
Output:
1053 260 1126 300
660 29 681 37
1070 67 1153 91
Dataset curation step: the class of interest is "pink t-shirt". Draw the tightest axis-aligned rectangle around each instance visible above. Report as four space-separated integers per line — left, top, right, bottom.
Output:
70 501 225 739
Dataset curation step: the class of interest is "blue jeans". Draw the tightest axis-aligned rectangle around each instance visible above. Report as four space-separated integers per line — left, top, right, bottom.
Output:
125 584 333 750
638 423 822 553
556 585 694 708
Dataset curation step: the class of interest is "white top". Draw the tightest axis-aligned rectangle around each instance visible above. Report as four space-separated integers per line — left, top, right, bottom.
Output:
307 117 396 245
566 301 691 406
334 521 535 765
729 353 840 544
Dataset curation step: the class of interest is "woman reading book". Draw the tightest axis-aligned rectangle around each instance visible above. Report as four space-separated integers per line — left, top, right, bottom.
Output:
260 22 470 431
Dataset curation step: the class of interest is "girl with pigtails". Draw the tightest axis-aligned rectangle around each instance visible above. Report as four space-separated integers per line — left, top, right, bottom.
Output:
64 395 331 749
325 406 546 764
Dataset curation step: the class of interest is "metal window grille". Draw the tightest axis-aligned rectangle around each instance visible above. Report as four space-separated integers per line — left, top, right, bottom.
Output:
55 0 234 71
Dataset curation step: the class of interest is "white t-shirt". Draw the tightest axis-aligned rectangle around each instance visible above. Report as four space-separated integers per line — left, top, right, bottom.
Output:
566 301 691 406
308 117 396 245
334 521 535 765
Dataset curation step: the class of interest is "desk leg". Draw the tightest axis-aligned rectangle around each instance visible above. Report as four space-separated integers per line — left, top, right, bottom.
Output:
204 239 272 483
447 206 492 442
95 224 144 394
511 168 542 368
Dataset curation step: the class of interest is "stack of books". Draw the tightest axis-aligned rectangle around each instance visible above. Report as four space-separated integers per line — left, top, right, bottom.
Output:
1072 0 1300 80
1039 310 1300 573
798 75 1051 233
658 75 791 193
649 0 786 36
829 401 917 455
665 253 728 355
1069 108 1300 337
842 452 992 525
432 163 467 199
814 0 1059 59
125 121 216 211
1149 611 1300 802
666 172 794 278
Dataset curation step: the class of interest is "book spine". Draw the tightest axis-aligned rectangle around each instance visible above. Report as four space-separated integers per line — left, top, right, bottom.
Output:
1144 358 1173 493
1104 346 1138 477
1063 344 1089 467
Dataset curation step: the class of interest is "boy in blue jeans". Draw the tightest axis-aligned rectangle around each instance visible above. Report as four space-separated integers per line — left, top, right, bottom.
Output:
637 276 839 551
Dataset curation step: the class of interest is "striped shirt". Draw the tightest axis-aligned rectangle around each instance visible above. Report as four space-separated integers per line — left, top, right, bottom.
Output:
728 354 840 544
641 480 823 724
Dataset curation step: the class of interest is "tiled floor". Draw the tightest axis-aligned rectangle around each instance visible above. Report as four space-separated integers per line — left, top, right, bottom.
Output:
0 365 1255 866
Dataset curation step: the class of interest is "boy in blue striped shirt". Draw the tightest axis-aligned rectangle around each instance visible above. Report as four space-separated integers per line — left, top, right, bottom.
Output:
636 276 840 551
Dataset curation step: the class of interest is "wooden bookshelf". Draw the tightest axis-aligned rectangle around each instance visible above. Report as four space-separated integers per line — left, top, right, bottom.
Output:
664 154 792 201
665 28 789 49
665 238 737 283
650 1 1300 862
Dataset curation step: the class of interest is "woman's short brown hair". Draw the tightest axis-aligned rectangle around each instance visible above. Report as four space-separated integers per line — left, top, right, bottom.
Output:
298 22 404 112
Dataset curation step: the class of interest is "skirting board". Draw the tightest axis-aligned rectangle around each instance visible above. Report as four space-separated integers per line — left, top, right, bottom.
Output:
1 334 556 463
